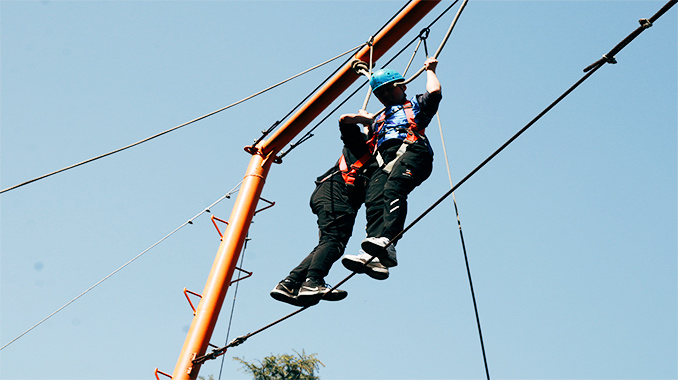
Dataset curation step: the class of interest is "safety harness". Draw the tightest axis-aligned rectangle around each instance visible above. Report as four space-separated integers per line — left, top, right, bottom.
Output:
369 100 430 173
337 150 373 186
324 99 430 185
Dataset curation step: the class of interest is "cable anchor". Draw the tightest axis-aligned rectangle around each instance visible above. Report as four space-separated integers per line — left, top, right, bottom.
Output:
194 348 224 365
228 334 249 348
244 120 280 155
419 27 430 57
603 54 617 64
419 27 430 40
366 35 374 47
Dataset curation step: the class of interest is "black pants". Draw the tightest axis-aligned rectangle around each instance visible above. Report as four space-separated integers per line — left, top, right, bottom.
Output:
364 143 432 243
286 175 363 283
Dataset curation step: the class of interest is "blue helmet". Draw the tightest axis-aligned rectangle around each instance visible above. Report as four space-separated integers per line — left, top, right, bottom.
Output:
369 69 405 93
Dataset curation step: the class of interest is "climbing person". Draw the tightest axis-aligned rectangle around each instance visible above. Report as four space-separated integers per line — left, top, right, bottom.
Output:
342 57 442 274
270 112 386 307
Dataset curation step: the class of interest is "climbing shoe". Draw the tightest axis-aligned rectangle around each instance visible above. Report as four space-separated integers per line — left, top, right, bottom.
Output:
270 279 303 307
361 237 398 267
341 250 389 280
297 277 347 305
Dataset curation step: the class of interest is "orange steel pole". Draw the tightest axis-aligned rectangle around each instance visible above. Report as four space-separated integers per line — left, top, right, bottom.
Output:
171 1 440 379
171 152 272 380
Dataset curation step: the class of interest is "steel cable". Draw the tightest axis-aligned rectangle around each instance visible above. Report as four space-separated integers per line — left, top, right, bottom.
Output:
0 183 242 351
0 44 365 194
193 1 675 367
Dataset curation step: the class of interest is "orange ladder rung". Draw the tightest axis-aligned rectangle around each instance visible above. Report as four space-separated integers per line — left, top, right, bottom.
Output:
231 267 253 285
183 288 202 316
254 197 275 215
210 215 229 239
154 368 172 380
182 267 252 315
210 198 275 239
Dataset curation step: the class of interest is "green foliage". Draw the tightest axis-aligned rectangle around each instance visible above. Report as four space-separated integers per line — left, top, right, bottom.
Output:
233 350 324 380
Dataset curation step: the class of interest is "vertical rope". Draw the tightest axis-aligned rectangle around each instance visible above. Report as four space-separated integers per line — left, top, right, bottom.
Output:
403 32 425 76
361 38 376 111
437 112 491 380
402 0 469 85
218 238 249 380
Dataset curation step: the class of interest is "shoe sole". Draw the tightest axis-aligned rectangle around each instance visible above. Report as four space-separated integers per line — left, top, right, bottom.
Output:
342 257 389 280
321 291 348 301
298 289 347 303
270 290 305 307
361 241 398 268
295 293 322 307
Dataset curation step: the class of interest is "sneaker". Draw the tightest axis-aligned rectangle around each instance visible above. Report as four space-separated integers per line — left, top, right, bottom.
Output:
270 279 303 307
342 250 389 280
297 277 348 305
361 237 398 267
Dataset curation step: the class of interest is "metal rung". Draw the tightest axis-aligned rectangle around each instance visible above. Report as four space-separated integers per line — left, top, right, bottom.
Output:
183 288 202 316
183 267 252 315
211 215 229 240
155 368 172 380
254 197 275 215
210 198 275 239
231 267 253 285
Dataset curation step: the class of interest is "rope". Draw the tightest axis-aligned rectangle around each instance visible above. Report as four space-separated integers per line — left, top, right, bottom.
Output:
360 37 376 111
193 1 676 365
401 0 469 85
218 237 250 380
195 0 472 364
2 2 472 348
436 112 491 380
197 62 602 368
0 183 242 351
0 44 365 195
280 0 461 159
403 28 430 76
363 0 463 117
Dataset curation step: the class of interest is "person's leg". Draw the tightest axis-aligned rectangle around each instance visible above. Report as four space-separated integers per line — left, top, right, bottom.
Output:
363 168 388 238
271 181 327 305
297 180 355 304
380 148 433 241
297 212 352 304
305 210 356 280
361 148 432 267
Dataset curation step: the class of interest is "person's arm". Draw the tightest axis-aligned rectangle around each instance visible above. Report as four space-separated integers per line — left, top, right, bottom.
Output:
339 109 374 157
339 109 374 126
424 57 441 95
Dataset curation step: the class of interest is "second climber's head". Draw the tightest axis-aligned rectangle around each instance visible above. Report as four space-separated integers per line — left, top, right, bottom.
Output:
370 68 407 106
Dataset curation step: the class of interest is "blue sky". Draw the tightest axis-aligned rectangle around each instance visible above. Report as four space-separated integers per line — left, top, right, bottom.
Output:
1 1 676 379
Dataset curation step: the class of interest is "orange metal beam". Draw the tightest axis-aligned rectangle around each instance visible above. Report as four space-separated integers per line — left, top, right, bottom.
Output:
171 1 440 379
